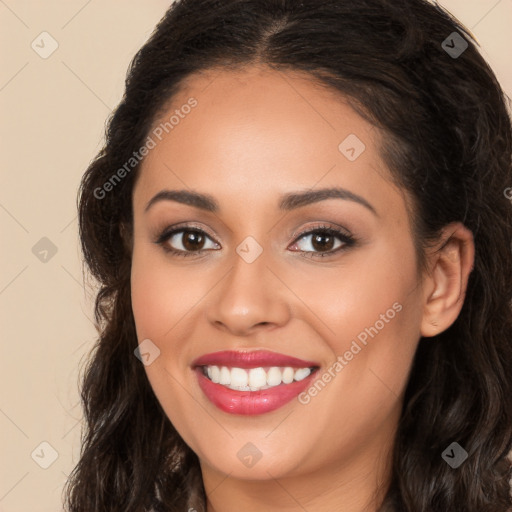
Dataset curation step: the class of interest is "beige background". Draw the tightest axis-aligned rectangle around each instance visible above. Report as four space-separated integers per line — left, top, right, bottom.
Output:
0 1 511 510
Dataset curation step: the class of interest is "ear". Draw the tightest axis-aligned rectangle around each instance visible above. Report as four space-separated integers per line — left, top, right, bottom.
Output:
420 222 475 337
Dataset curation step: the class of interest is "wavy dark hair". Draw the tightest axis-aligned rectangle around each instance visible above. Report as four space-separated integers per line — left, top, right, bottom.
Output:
64 0 512 510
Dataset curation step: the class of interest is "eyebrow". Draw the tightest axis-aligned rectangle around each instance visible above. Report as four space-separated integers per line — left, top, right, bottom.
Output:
144 187 378 216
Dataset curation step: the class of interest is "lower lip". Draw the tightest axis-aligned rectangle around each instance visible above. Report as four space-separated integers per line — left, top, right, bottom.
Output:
194 367 317 415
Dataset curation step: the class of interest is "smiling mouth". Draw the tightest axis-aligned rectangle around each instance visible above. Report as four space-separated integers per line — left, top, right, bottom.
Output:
191 349 321 414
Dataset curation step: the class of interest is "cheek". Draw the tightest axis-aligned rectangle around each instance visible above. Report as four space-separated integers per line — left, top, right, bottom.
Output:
131 262 168 343
130 247 205 440
291 231 420 345
290 230 423 400
130 244 205 342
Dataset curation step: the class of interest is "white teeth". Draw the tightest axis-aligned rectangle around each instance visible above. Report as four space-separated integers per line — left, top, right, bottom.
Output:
230 367 248 388
202 365 313 391
282 367 294 384
209 365 220 383
249 367 267 388
219 366 231 385
293 367 311 381
267 367 282 387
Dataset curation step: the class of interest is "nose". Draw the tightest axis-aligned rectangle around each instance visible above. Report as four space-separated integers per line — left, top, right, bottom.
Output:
205 249 291 337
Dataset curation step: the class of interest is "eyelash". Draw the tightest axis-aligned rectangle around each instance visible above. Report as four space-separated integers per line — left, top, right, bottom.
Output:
153 222 356 259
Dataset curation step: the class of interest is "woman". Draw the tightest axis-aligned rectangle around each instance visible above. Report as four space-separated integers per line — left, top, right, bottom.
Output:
64 0 512 510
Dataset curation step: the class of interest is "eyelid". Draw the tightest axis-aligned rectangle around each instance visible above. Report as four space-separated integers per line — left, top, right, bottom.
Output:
155 221 218 243
291 221 354 241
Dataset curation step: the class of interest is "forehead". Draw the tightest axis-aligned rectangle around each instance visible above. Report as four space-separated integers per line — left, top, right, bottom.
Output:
133 65 394 213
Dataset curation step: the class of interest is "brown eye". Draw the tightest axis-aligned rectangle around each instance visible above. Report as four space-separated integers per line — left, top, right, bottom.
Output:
157 228 220 256
181 230 206 251
290 227 353 257
310 232 336 252
165 229 218 255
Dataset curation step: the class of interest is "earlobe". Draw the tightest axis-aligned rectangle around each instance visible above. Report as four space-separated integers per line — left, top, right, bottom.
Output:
420 223 475 338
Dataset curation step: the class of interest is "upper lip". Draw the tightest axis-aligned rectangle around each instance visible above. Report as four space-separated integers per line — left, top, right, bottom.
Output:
192 350 319 369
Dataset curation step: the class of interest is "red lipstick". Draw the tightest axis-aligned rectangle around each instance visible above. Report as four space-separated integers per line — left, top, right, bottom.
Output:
192 350 318 369
192 350 320 415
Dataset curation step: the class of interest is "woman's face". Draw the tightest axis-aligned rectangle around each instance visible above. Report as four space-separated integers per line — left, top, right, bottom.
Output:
130 65 426 483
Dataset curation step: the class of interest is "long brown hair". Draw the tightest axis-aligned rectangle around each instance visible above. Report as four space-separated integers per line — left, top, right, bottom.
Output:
65 0 512 510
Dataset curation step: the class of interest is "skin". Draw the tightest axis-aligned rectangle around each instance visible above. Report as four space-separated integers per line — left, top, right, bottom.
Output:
130 64 474 512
